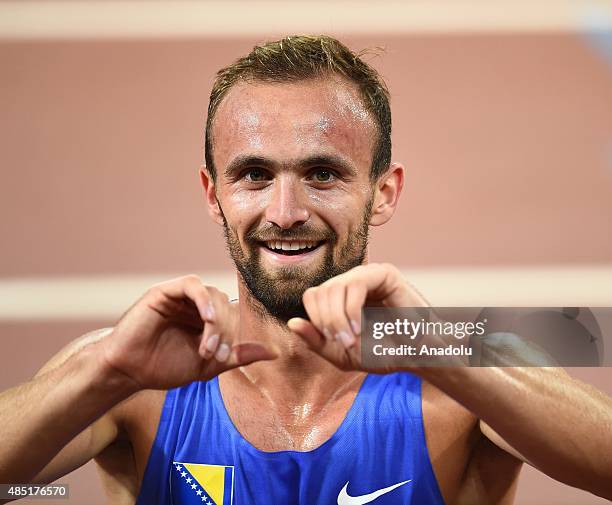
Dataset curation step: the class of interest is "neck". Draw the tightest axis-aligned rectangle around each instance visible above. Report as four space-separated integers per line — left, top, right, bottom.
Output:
231 274 363 402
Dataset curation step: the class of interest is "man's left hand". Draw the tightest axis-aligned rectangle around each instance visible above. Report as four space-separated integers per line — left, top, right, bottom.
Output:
287 263 429 372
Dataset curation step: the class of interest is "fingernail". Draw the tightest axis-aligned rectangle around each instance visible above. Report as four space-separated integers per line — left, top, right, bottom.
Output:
215 343 230 362
204 303 215 320
337 331 355 348
323 328 332 340
350 319 361 335
205 334 219 353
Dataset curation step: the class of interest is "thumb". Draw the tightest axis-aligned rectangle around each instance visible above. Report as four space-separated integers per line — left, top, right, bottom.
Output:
289 317 363 372
226 342 279 369
287 317 325 351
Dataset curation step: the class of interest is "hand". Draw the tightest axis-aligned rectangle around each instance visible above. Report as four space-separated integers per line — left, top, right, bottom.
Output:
100 275 277 390
287 263 429 372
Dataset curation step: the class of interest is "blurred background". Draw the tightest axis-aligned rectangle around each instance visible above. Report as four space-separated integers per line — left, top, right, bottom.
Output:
1 1 611 504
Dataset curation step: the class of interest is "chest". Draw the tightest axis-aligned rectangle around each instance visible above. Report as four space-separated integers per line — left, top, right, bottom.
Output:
218 376 362 452
127 378 478 505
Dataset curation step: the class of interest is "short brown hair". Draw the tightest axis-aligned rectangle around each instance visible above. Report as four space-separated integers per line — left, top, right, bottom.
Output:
204 35 391 181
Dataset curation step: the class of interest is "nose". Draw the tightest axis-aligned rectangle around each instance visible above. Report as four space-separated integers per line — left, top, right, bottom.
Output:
265 176 310 229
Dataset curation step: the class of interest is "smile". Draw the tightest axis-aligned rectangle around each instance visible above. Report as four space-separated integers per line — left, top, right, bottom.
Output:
260 240 324 257
264 240 321 254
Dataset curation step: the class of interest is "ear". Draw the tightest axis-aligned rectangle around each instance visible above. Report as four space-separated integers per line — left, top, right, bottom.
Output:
369 162 405 226
199 165 224 226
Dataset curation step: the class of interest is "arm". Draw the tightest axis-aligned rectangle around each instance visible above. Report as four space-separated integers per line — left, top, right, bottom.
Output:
0 346 135 505
0 275 275 499
423 366 612 500
0 332 137 487
29 329 126 486
287 263 612 501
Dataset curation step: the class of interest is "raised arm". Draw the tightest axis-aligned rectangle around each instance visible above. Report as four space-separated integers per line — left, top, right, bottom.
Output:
0 330 135 488
287 262 612 501
0 275 276 500
424 365 612 500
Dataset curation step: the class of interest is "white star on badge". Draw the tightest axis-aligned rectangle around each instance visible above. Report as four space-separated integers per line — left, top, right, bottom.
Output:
196 490 202 496
191 484 197 490
181 472 187 478
175 465 182 471
186 478 192 483
200 497 206 502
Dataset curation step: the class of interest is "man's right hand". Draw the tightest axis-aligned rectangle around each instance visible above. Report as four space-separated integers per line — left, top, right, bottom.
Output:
100 275 277 391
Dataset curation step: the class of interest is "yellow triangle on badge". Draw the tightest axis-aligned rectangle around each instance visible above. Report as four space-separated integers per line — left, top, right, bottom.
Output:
183 463 227 505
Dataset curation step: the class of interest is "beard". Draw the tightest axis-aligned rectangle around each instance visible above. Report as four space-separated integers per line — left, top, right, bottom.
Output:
219 198 372 323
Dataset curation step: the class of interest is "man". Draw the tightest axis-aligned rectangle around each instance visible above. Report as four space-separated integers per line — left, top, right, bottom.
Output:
1 35 611 505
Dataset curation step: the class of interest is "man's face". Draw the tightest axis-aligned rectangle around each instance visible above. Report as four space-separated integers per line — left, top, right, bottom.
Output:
209 77 378 321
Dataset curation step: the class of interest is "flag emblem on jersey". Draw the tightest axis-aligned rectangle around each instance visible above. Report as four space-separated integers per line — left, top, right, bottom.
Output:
172 461 234 505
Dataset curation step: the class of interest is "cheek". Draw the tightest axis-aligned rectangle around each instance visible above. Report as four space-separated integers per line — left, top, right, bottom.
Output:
227 193 265 213
307 187 371 238
307 191 337 211
222 189 268 233
306 185 371 217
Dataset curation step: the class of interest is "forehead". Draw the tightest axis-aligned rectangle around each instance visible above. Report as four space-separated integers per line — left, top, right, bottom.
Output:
210 78 377 173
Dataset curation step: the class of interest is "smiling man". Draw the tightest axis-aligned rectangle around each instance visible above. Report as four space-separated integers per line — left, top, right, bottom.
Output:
1 35 611 505
208 74 378 324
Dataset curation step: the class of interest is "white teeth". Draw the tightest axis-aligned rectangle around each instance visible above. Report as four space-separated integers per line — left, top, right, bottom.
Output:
265 240 319 251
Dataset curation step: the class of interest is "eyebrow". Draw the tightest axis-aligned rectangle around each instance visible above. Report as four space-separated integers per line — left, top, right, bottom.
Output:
223 154 358 179
224 155 272 179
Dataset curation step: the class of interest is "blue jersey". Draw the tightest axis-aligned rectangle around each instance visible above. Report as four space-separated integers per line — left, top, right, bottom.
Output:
135 372 445 505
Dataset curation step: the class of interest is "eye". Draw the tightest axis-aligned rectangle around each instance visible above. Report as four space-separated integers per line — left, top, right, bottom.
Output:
244 168 270 183
310 168 336 183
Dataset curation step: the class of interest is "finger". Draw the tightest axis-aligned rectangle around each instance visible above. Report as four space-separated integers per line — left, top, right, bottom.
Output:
325 283 355 348
288 318 359 371
303 287 329 339
222 343 279 371
214 342 232 363
287 317 325 349
313 285 334 341
200 327 220 358
200 288 231 358
345 283 367 337
197 343 271 379
154 275 216 324
183 280 217 324
343 264 427 308
169 299 206 332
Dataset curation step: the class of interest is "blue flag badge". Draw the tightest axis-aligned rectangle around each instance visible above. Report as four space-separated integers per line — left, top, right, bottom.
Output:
172 461 234 505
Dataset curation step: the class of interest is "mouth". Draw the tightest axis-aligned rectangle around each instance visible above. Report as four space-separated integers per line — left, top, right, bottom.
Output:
259 239 324 256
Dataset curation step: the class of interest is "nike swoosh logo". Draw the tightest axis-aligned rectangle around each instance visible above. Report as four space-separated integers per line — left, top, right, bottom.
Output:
337 479 411 505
